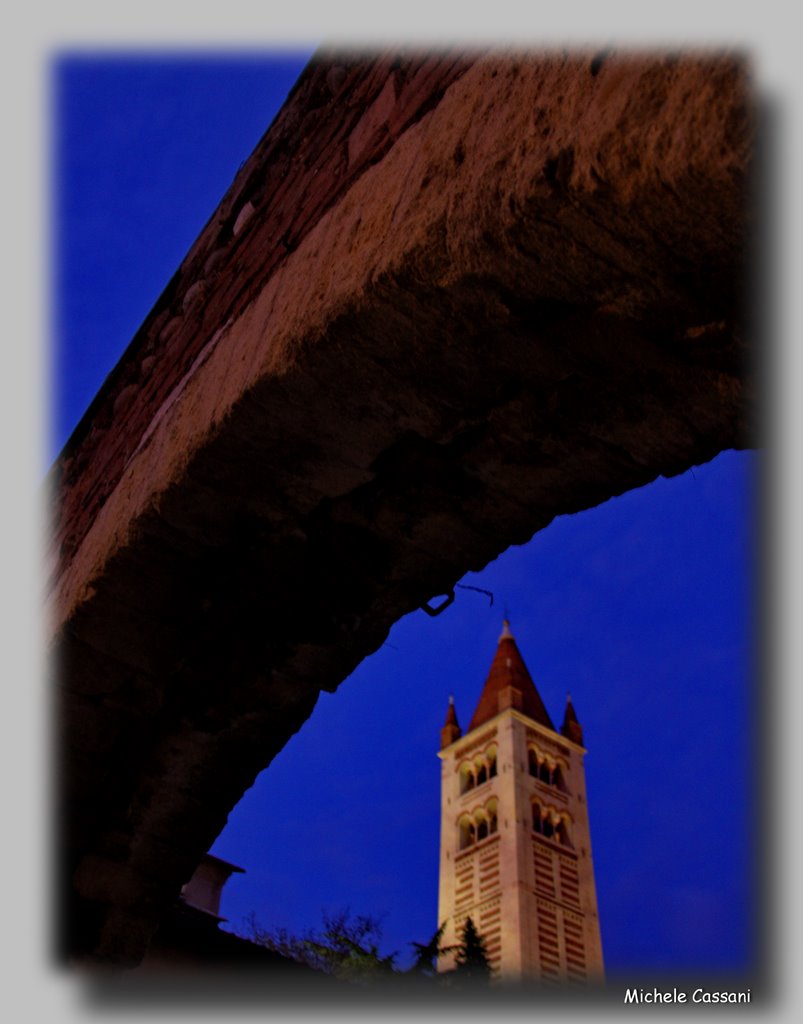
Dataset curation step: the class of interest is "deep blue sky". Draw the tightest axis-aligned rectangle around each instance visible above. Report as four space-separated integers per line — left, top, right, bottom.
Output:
52 53 312 449
53 53 754 979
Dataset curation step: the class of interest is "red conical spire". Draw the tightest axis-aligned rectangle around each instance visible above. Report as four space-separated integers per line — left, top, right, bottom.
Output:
561 693 584 746
468 620 555 732
440 694 462 749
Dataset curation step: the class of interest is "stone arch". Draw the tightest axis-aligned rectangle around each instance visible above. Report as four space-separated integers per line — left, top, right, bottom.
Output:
50 51 752 964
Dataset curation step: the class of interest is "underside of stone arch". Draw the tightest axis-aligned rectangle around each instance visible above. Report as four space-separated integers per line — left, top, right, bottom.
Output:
49 50 754 966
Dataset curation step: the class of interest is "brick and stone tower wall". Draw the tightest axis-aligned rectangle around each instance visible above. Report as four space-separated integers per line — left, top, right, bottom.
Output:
437 622 604 982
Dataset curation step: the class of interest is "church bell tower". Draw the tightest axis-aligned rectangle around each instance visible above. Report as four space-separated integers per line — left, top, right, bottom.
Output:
437 620 604 982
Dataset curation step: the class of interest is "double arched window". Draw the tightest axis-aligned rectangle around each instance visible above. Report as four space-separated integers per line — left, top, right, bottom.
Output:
458 744 498 795
532 800 573 848
527 746 567 792
458 798 499 850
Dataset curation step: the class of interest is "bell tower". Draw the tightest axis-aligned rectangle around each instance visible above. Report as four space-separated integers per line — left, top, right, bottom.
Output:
436 621 604 982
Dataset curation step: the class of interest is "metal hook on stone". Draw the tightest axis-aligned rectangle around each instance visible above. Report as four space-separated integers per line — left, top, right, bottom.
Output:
420 590 456 617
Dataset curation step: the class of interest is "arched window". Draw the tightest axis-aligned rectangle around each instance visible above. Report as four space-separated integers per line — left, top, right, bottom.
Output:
532 802 543 834
556 818 572 848
459 763 475 794
552 764 565 791
539 760 551 785
476 763 487 786
477 817 489 841
542 815 554 840
488 755 497 778
485 798 498 836
528 749 538 777
459 815 475 850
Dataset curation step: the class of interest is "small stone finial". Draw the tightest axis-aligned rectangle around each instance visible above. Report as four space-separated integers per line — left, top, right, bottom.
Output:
499 618 514 641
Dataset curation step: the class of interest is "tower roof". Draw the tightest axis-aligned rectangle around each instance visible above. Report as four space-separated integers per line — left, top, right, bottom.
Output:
443 694 460 729
561 693 584 746
468 620 555 732
440 694 462 749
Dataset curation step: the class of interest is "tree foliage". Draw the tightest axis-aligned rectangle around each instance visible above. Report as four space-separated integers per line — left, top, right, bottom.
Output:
243 908 491 987
243 908 396 985
408 920 458 977
452 916 492 983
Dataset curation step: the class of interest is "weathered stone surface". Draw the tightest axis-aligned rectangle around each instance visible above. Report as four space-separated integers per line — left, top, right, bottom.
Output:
49 50 753 965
